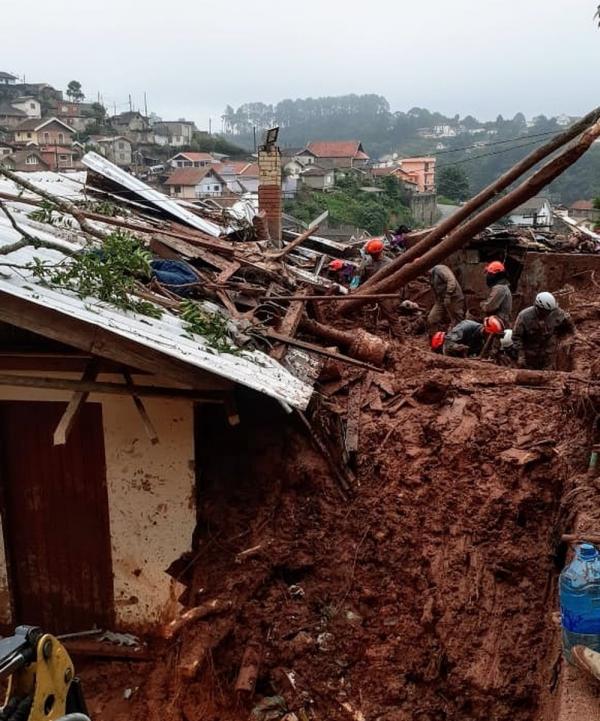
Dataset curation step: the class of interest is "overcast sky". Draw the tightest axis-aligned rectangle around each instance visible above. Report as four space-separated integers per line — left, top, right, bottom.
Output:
2 0 598 129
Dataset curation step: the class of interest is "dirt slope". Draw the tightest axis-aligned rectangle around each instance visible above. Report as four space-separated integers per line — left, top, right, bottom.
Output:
81 334 592 721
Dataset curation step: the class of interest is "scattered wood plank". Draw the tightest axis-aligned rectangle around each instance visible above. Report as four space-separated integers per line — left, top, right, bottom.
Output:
345 382 362 459
63 639 151 661
235 642 262 695
161 599 233 640
216 261 241 283
152 233 231 270
562 534 600 545
267 224 321 261
53 361 99 445
271 300 306 361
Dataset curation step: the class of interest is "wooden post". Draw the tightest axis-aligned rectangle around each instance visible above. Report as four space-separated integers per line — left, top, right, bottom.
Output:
123 370 159 444
53 361 98 445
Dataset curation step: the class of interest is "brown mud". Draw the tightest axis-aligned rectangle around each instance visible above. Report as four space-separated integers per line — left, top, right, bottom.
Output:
79 285 600 721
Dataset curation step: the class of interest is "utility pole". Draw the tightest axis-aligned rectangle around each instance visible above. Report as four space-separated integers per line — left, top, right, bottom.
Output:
144 92 148 117
253 126 257 154
129 94 133 112
113 102 117 116
209 117 212 135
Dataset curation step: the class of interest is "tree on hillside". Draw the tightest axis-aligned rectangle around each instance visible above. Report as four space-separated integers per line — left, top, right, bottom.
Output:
437 166 470 202
66 80 84 103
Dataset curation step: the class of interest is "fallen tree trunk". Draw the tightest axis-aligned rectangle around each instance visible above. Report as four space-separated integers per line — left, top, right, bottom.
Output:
341 106 600 313
340 121 600 313
300 318 389 365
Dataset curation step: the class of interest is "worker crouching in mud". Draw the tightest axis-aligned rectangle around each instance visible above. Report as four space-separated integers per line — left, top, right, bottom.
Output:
431 315 505 357
512 291 575 370
427 264 465 335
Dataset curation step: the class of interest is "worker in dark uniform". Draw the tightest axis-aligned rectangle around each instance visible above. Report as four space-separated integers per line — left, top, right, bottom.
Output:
481 261 512 327
438 315 505 357
512 292 575 370
427 264 465 335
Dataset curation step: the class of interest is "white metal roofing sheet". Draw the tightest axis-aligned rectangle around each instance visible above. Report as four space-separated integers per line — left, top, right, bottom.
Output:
0 203 313 410
82 151 224 238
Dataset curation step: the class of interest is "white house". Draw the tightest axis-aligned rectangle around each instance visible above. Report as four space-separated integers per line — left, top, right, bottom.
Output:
163 167 226 199
9 97 41 119
509 197 553 229
168 152 219 169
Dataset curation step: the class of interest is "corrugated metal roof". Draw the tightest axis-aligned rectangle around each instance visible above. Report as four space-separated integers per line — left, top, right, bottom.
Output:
82 152 224 237
0 196 314 410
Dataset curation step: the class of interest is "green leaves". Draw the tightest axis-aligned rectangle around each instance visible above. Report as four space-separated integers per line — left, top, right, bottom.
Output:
29 230 162 319
180 300 240 354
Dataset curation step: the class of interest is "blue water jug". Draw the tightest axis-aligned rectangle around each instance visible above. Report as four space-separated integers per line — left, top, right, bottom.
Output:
559 542 600 663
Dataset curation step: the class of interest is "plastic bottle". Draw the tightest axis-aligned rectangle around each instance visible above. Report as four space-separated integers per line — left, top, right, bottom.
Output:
559 542 600 663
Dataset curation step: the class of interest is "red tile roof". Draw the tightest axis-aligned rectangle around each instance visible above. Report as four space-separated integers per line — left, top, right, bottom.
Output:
305 140 369 159
570 199 595 211
213 161 258 177
164 167 212 186
174 152 216 162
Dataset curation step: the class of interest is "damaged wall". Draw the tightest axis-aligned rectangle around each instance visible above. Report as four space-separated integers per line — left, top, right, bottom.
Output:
0 373 196 631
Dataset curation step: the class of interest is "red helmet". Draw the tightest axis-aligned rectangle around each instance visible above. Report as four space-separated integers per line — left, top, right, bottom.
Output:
485 261 505 275
365 238 385 256
329 259 344 272
483 315 505 335
431 331 446 350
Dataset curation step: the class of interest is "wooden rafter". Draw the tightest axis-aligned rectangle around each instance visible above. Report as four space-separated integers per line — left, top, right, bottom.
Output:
53 361 99 445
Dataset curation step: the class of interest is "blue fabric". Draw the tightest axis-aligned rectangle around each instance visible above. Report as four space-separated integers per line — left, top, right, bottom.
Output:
150 259 199 296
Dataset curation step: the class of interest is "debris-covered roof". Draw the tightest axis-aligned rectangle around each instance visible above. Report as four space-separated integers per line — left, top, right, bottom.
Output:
570 199 596 211
0 176 314 410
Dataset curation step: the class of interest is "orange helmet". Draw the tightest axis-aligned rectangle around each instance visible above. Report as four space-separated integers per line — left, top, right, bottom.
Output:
431 331 446 350
329 259 344 272
483 315 505 335
485 261 505 274
365 238 385 256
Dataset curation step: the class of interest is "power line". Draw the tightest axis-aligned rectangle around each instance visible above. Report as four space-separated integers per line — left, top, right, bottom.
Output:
428 128 562 156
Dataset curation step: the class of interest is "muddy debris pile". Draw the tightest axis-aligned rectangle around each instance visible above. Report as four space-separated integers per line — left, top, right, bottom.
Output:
80 323 600 721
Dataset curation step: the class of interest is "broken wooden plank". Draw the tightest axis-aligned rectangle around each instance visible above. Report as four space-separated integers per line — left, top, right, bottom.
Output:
271 299 306 361
152 234 231 270
216 261 241 284
345 382 362 458
53 361 99 445
235 642 262 696
123 370 159 444
161 599 233 640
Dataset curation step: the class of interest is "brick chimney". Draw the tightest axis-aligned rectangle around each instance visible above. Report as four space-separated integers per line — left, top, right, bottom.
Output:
258 142 282 246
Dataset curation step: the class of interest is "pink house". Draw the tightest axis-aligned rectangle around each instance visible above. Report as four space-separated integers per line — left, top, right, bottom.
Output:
397 157 436 192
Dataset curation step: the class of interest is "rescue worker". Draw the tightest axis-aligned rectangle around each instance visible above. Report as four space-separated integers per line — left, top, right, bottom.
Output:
328 259 358 286
441 315 505 357
360 238 391 281
481 261 512 326
512 292 575 370
427 264 465 334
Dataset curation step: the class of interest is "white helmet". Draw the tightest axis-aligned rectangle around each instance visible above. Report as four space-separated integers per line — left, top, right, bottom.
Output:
535 292 558 311
500 329 513 349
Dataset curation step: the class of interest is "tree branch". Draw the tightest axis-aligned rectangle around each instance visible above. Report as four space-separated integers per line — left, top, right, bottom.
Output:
0 166 108 241
0 200 78 256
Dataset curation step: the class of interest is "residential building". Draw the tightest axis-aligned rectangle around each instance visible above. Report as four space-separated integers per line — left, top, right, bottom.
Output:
0 141 14 158
154 121 196 147
168 152 219 169
370 165 420 192
509 196 553 228
296 140 370 169
110 111 154 144
282 158 304 178
39 145 80 171
0 103 27 129
214 161 259 193
0 148 50 172
91 136 133 167
164 167 227 199
13 117 75 147
569 199 600 224
299 165 335 191
56 101 98 133
397 157 436 192
10 96 41 119
0 72 17 86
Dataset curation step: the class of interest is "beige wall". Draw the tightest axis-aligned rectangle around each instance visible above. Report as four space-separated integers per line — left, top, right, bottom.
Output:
0 373 196 631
